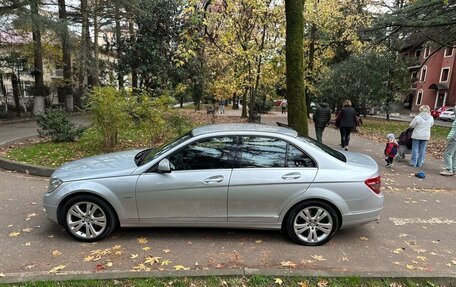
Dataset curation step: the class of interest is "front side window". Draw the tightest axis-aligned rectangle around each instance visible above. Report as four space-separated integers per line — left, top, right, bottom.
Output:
167 136 237 170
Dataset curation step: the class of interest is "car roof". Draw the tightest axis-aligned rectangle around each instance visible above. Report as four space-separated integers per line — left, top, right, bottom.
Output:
191 123 298 137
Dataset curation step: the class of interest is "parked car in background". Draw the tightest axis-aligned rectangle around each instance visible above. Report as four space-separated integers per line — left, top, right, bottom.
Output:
431 106 447 119
439 108 455 121
43 123 384 246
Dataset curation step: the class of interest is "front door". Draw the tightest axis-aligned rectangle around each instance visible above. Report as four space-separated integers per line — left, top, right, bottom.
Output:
136 136 237 223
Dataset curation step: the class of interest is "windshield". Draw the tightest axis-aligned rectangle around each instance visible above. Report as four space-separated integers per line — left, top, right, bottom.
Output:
298 135 346 162
136 133 192 166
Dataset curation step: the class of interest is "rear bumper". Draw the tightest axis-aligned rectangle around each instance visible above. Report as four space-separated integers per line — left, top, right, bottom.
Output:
340 207 382 228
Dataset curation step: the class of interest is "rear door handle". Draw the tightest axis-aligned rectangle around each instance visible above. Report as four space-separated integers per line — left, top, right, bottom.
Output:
203 175 224 184
282 172 301 180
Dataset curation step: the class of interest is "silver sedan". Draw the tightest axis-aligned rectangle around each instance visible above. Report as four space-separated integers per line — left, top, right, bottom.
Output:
43 123 384 246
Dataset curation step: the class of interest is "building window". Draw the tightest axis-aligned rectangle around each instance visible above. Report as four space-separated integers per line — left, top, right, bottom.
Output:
423 46 430 58
444 47 454 57
440 68 450 82
411 71 418 82
416 90 423 106
415 49 421 58
420 66 427 82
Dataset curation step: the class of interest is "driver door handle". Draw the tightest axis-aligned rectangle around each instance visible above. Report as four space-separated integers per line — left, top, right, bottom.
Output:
282 172 301 180
203 175 224 184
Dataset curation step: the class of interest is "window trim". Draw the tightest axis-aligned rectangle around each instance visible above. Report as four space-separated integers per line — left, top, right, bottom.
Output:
419 65 427 83
444 47 454 58
416 89 424 106
423 46 430 58
440 67 450 83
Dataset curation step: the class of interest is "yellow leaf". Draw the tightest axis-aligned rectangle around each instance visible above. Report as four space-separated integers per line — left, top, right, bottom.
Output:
22 228 32 233
137 237 148 244
143 247 151 251
0 273 5 277
255 240 263 244
341 257 349 262
27 213 38 218
416 256 427 262
25 242 31 247
359 236 369 241
144 256 161 265
317 280 329 287
112 245 121 250
173 265 190 271
106 262 113 267
393 248 403 254
452 260 456 265
130 254 139 259
280 261 297 268
84 255 94 262
446 263 452 267
131 263 151 272
7 224 13 228
274 278 283 285
161 259 172 266
48 264 66 274
52 250 62 257
162 249 171 253
311 255 326 261
9 231 20 237
406 264 416 270
115 251 123 256
298 281 309 287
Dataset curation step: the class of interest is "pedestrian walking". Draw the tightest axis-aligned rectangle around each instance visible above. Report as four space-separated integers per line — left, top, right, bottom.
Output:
335 99 358 150
219 99 226 114
384 133 399 168
280 100 288 114
440 106 456 176
312 98 331 143
409 105 434 167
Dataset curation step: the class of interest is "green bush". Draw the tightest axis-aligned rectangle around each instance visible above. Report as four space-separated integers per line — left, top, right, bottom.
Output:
88 86 131 149
36 109 85 142
132 92 176 144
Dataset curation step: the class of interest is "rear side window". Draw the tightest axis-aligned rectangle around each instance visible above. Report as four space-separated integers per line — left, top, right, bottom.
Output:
238 136 316 168
298 136 346 162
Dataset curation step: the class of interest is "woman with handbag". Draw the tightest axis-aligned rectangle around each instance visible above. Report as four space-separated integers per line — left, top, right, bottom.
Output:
335 99 358 150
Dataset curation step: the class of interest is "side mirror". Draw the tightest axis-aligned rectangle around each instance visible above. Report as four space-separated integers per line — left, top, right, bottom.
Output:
158 159 173 173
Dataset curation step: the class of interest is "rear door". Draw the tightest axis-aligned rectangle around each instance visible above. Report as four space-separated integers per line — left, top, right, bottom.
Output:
228 136 317 223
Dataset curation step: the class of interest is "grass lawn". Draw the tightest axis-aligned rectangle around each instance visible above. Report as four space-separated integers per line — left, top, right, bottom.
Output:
0 276 449 287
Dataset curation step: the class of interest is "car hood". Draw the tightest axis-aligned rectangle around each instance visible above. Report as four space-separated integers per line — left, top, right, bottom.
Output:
341 151 378 170
52 150 141 181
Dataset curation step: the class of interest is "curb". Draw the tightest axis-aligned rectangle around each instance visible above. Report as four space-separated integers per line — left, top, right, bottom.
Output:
0 268 455 284
0 137 55 177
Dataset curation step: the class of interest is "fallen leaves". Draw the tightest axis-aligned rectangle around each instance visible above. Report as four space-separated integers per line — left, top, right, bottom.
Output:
173 265 190 271
48 264 66 274
52 250 62 257
359 236 369 241
317 280 329 287
274 278 283 285
144 256 161 265
130 254 139 259
137 237 148 244
9 231 20 237
311 255 326 261
0 273 5 277
280 261 297 268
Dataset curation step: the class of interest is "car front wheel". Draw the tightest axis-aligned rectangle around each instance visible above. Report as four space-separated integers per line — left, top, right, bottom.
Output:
62 195 117 242
286 201 339 246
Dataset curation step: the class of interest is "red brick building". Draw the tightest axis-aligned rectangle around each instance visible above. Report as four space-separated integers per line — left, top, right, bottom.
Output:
405 44 455 111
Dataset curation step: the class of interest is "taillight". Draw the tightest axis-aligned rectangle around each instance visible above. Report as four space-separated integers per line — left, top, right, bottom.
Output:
365 176 381 194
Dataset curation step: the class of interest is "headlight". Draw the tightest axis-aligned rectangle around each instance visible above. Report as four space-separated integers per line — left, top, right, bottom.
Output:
48 178 63 193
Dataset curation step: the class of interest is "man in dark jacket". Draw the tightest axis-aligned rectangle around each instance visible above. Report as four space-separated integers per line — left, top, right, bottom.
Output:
312 98 332 143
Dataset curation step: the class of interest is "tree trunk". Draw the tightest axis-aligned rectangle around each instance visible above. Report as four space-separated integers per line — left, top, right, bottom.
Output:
285 0 307 135
77 0 89 107
31 0 45 116
58 0 74 112
241 88 248 118
11 73 21 112
115 1 124 89
305 21 317 118
93 0 100 86
127 3 138 91
0 74 8 115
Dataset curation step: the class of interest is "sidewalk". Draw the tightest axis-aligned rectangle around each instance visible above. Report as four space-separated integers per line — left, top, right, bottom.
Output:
218 107 454 191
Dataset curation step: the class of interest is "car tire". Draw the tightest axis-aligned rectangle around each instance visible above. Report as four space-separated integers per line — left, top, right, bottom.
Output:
285 201 339 246
61 195 117 242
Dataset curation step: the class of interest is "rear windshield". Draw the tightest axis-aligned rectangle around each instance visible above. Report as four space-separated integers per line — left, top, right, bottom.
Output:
297 136 346 162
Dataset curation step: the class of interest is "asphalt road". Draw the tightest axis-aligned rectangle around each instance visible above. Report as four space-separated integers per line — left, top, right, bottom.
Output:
0 169 455 278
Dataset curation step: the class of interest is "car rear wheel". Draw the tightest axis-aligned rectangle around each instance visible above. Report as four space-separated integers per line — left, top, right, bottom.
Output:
286 201 339 246
62 195 117 242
